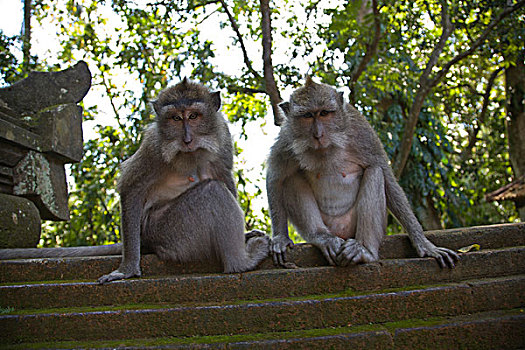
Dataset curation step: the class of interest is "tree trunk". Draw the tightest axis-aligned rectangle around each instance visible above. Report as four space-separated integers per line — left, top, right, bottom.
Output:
392 1 453 179
23 0 32 73
413 192 443 230
505 53 525 220
260 0 283 126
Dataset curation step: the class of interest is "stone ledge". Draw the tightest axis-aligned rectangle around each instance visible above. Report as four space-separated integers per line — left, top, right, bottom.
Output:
1 223 523 283
1 247 523 309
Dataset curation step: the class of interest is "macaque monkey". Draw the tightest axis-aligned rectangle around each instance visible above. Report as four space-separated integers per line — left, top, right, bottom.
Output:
0 79 270 283
266 76 459 268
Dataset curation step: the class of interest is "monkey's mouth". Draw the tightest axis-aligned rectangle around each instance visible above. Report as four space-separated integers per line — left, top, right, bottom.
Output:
312 138 329 150
180 144 196 152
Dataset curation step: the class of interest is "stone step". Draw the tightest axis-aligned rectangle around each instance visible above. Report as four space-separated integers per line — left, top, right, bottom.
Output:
1 223 523 283
176 309 525 350
1 246 523 310
1 275 523 344
4 309 523 349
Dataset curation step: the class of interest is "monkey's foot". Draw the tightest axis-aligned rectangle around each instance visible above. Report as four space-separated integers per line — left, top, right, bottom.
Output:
270 234 294 267
245 229 267 242
314 235 345 266
97 268 141 284
246 234 271 259
336 239 376 267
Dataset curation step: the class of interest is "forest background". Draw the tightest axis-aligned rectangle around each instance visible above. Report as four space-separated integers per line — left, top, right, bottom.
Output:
0 0 524 247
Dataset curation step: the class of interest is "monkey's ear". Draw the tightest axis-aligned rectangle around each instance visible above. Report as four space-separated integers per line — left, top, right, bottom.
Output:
279 101 290 116
151 99 161 116
337 91 344 105
304 75 314 86
181 77 189 86
210 91 221 112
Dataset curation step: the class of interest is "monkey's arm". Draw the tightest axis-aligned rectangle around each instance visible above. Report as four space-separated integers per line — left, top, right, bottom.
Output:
214 124 237 197
214 162 237 198
383 169 459 268
266 157 295 267
98 193 144 284
98 144 153 284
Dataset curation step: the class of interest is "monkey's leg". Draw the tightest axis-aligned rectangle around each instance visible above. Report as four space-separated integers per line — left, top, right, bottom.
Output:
337 167 386 266
283 175 344 266
143 180 269 273
203 183 270 273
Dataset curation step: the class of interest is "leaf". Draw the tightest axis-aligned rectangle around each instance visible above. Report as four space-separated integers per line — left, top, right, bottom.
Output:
458 244 481 253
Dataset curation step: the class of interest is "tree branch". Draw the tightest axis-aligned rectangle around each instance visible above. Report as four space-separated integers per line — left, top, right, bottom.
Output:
260 0 283 126
430 0 525 88
349 0 381 101
393 0 454 179
460 66 504 162
437 83 484 96
100 72 128 137
154 0 220 12
219 0 260 79
227 85 266 95
392 1 523 178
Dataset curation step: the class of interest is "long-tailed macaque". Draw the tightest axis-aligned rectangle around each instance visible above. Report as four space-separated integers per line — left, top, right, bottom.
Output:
266 76 459 268
0 79 270 283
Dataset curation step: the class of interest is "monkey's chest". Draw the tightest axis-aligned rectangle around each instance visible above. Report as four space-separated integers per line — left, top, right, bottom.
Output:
145 169 211 207
306 171 362 216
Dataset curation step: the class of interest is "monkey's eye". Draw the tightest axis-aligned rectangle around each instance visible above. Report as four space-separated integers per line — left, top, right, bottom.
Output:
320 110 331 116
302 112 314 119
172 115 183 121
188 113 199 120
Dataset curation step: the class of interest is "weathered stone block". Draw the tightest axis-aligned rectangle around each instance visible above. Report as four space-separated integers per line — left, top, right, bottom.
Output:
13 151 69 221
0 193 40 248
0 61 91 115
0 61 91 225
36 104 84 162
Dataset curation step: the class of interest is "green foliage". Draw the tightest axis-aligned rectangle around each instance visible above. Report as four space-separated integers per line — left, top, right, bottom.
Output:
2 0 522 246
0 31 22 85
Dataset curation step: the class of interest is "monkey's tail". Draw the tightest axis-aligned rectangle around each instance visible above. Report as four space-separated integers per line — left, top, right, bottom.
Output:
0 243 122 260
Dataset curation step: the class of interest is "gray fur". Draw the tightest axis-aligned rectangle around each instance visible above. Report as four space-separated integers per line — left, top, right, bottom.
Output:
98 79 270 283
267 77 459 268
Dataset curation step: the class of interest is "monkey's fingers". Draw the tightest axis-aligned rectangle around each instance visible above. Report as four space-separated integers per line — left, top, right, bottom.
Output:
98 269 140 284
275 252 287 267
350 251 365 265
433 253 446 269
270 237 294 267
98 271 126 284
320 245 337 266
270 245 285 266
336 240 357 266
336 246 358 267
437 247 460 268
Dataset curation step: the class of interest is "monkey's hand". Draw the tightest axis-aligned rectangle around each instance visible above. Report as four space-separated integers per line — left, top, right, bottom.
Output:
270 234 294 267
414 239 459 268
336 239 376 267
97 266 141 284
313 234 345 266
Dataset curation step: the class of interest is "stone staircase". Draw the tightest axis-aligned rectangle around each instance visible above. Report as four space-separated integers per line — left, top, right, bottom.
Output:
1 223 524 349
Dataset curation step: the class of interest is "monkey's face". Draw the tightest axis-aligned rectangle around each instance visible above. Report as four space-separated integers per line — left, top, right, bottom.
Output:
153 80 223 162
282 82 348 156
157 101 221 156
